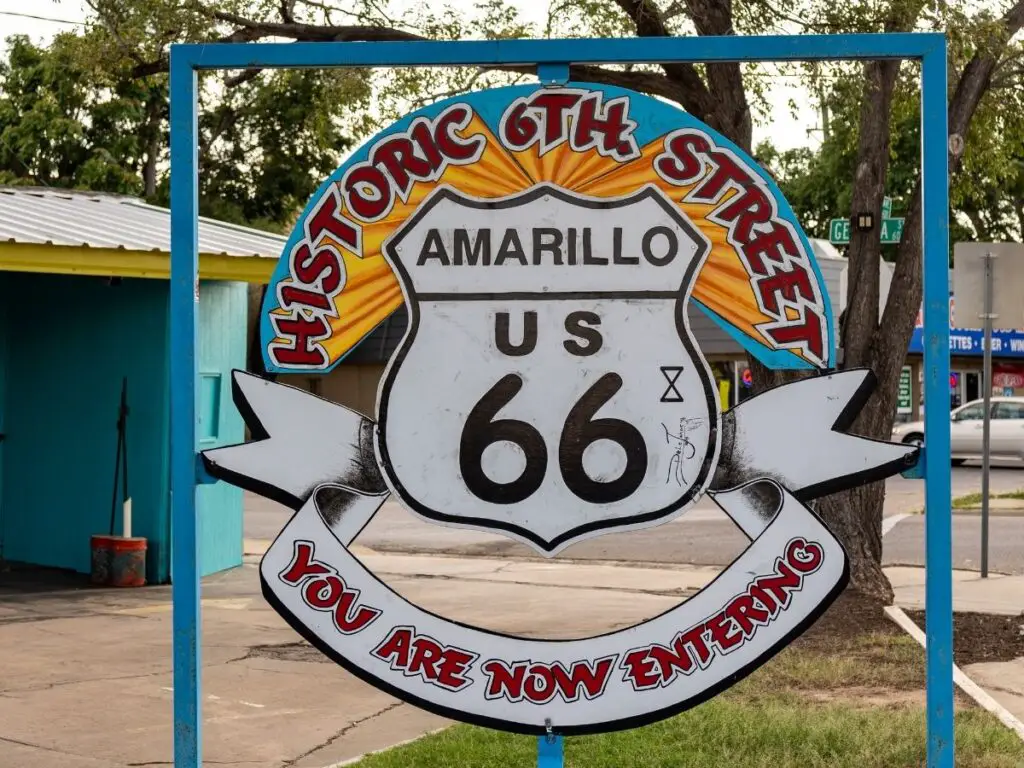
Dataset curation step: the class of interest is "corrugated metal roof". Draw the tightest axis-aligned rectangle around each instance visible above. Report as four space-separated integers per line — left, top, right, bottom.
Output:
0 187 287 258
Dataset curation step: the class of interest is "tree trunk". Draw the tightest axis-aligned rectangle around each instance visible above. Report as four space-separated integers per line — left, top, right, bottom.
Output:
141 95 162 199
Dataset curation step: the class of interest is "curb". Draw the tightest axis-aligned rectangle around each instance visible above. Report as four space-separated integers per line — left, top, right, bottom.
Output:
953 506 1024 516
884 605 1024 742
323 724 450 767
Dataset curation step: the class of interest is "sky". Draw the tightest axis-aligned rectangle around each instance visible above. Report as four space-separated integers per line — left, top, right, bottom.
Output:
0 0 819 152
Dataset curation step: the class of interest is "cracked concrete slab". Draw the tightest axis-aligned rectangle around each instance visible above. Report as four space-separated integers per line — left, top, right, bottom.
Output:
359 552 718 595
26 552 1022 766
963 657 1024 724
0 554 681 766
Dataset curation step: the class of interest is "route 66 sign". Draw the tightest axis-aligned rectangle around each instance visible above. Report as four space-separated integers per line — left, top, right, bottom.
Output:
203 83 919 735
378 184 717 551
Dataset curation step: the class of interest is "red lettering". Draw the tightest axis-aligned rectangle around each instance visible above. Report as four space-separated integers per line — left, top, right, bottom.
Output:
748 583 780 617
716 185 774 244
531 92 582 146
305 186 359 252
573 94 632 156
372 136 433 198
408 636 444 681
705 611 743 652
743 225 798 274
278 541 331 585
409 119 444 170
300 574 381 635
270 314 330 367
500 101 537 148
765 312 825 361
435 105 484 161
787 538 824 574
344 165 392 221
374 628 476 690
649 636 695 680
374 627 413 668
524 664 557 703
756 265 815 316
332 589 380 634
691 150 751 202
755 561 803 608
292 242 343 295
656 132 711 184
436 647 475 690
621 649 661 690
280 285 332 312
678 623 713 667
550 658 614 701
483 660 527 700
724 594 771 638
304 575 345 609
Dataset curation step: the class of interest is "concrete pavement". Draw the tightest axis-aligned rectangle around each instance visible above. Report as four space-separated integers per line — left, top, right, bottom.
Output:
4 548 1023 767
245 465 1024 574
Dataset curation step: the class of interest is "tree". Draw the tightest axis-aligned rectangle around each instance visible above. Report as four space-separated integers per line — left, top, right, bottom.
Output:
0 20 372 230
758 36 1024 253
32 0 1024 598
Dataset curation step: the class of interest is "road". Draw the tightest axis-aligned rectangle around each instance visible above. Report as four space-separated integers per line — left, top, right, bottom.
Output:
245 463 1024 574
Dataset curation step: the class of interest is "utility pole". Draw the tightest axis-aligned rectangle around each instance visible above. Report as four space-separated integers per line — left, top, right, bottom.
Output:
980 251 995 578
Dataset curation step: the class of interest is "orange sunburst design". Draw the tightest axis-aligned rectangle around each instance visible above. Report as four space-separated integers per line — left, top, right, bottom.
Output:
267 87 829 370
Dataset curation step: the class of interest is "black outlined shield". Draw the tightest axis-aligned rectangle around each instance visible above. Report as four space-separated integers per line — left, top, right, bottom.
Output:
374 183 721 553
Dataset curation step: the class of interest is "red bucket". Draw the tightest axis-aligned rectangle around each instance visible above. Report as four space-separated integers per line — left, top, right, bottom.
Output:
90 535 147 587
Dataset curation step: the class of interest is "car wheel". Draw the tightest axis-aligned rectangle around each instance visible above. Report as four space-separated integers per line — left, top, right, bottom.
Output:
951 458 967 467
902 433 924 447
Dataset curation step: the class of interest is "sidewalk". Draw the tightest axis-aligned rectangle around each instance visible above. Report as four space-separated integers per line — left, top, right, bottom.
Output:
1 551 1021 767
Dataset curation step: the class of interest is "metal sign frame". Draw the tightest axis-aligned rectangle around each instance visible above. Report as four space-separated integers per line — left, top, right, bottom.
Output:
169 33 952 768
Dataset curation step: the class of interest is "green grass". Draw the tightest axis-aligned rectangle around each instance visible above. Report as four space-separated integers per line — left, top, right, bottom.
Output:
353 700 1024 768
350 633 1024 768
952 489 1024 509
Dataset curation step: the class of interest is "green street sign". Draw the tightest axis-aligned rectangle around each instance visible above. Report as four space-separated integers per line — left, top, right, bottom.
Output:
880 217 904 244
829 218 851 244
897 365 913 414
827 205 904 245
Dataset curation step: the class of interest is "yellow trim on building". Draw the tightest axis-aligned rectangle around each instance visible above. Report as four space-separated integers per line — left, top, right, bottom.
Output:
0 243 276 283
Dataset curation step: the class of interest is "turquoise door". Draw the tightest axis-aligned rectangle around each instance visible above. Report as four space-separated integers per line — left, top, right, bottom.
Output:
196 281 248 576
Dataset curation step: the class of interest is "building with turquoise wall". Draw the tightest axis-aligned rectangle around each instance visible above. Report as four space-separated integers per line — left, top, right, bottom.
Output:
0 188 282 583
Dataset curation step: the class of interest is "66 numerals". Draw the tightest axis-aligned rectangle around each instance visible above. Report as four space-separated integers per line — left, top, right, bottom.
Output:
459 372 648 505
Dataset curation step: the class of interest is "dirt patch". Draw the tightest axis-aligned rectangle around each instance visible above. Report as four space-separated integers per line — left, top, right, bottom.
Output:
803 686 927 708
794 591 901 650
906 609 1024 666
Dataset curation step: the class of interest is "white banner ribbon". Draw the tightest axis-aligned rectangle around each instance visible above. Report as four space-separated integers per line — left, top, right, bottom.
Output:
202 369 917 734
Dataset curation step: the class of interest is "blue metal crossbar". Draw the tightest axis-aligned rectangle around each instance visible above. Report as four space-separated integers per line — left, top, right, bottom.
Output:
170 33 952 768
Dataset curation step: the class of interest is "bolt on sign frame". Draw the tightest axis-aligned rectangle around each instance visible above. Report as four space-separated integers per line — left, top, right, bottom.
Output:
169 33 952 768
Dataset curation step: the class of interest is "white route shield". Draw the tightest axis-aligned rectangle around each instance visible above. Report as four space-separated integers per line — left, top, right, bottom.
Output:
375 184 721 553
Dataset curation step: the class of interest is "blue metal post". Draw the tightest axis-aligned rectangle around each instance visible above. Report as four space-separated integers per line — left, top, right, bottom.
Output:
921 41 953 768
538 735 564 768
169 50 202 768
173 34 944 71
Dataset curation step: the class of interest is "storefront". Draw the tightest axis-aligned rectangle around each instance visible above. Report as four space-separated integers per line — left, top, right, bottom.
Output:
902 323 1024 421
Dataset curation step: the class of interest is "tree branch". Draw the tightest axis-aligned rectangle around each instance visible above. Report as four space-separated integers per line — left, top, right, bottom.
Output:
211 10 426 42
612 0 716 123
683 0 752 150
875 0 1024 404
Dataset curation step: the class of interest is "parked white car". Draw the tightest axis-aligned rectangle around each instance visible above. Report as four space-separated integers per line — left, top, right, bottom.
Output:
891 397 1024 465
